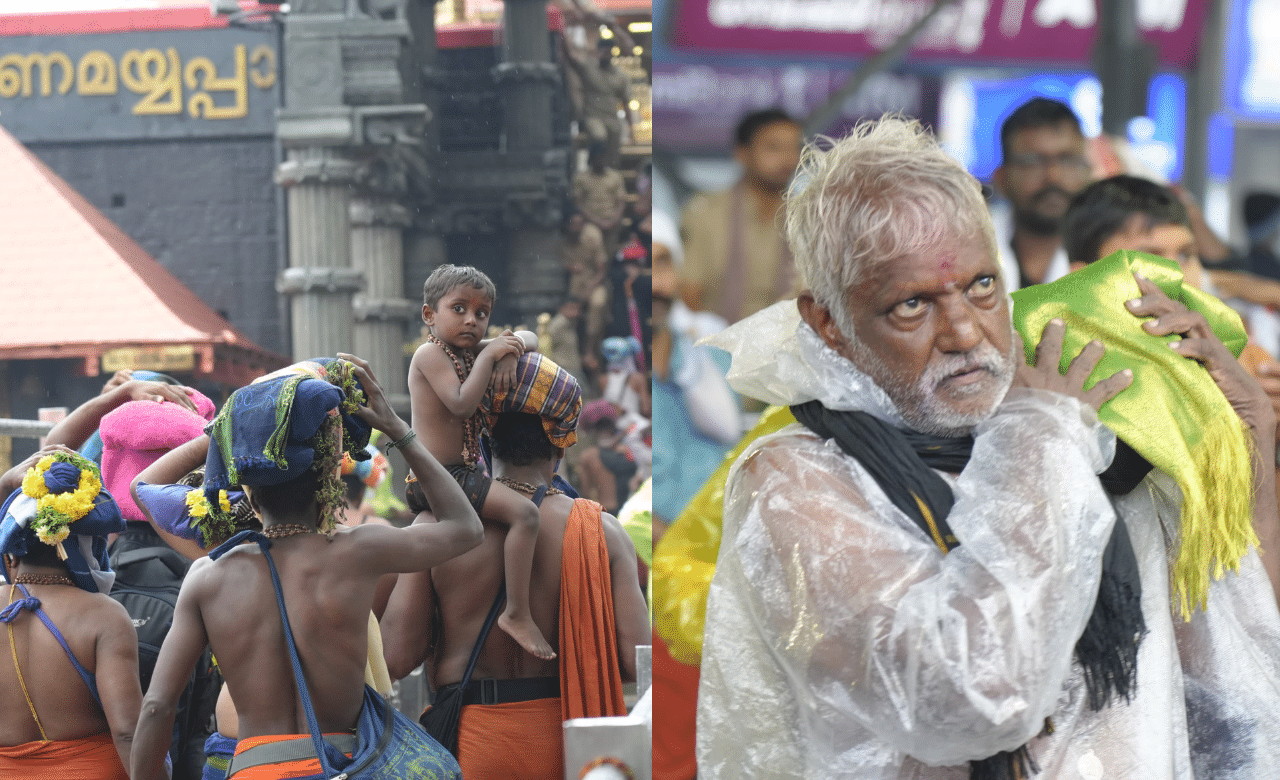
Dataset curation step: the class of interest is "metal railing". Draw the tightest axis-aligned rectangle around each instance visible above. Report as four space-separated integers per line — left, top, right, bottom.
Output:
0 419 54 439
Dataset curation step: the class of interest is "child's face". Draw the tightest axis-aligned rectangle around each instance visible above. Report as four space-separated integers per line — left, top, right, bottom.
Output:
423 284 494 349
1094 220 1204 290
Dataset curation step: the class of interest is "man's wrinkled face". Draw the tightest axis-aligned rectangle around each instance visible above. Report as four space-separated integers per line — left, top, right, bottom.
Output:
996 122 1091 235
820 232 1018 436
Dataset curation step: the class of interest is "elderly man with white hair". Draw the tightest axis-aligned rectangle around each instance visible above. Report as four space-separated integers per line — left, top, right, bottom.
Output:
695 116 1280 780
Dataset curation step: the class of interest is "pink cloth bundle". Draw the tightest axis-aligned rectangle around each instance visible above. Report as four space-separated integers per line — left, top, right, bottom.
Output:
99 392 216 521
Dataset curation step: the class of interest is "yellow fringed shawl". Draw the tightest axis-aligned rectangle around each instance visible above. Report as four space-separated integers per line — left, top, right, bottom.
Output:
1012 250 1256 619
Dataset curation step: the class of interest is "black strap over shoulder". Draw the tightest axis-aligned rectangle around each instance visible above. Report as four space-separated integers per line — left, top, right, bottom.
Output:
421 481 552 755
790 400 966 552
452 483 548 688
789 399 1146 780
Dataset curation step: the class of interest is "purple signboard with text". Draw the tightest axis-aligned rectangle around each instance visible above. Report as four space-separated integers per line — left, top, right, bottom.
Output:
654 62 939 152
670 0 1207 69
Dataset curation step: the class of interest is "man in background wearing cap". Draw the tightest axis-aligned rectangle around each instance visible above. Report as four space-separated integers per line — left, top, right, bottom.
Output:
561 35 634 168
382 352 649 780
131 355 478 780
0 451 141 778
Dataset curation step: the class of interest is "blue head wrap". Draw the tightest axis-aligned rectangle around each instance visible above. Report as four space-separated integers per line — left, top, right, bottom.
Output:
133 481 250 548
0 452 127 593
602 336 642 367
203 359 370 531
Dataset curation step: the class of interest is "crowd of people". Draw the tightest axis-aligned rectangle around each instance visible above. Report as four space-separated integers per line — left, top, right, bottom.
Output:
652 100 1280 780
554 128 655 526
12 75 1280 779
0 264 649 779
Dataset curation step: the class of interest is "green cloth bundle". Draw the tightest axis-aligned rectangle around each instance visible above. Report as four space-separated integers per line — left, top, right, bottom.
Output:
1011 250 1256 620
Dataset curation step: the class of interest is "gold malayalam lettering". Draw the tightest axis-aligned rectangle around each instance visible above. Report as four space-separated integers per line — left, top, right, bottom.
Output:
1 44 275 121
120 47 183 115
185 44 247 119
0 54 21 98
76 50 117 96
101 345 195 374
0 51 73 98
249 44 276 90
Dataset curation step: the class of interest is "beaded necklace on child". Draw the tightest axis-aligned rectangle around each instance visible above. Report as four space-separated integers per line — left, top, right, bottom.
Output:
427 334 484 466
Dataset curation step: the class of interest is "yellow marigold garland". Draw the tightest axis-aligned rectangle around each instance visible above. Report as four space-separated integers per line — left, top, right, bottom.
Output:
185 488 236 545
21 452 102 556
20 456 54 499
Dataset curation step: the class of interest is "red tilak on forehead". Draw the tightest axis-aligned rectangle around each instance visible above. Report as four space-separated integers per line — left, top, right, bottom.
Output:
938 253 956 272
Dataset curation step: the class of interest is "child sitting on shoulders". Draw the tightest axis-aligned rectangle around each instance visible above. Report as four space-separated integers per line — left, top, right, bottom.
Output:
408 264 554 660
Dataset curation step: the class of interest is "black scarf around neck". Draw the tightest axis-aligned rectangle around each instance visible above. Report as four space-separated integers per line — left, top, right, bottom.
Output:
791 401 1146 780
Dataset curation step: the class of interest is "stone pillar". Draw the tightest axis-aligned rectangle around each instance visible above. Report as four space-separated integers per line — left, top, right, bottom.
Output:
495 0 558 152
495 0 566 324
350 195 418 406
406 0 442 153
508 228 566 325
275 148 365 360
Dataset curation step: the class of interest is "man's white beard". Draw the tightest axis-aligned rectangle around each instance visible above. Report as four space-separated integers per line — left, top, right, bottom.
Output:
848 336 1018 438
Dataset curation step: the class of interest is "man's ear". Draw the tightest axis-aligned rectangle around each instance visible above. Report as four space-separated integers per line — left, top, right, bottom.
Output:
797 293 849 353
242 485 261 517
992 165 1008 199
421 304 434 327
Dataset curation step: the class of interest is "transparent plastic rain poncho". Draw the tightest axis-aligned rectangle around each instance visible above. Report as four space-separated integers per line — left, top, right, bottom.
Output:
695 301 1280 780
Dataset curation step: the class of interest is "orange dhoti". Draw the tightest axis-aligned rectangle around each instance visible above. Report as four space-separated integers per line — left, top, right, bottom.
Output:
456 697 563 779
227 733 352 779
443 499 627 778
0 733 127 779
560 499 627 721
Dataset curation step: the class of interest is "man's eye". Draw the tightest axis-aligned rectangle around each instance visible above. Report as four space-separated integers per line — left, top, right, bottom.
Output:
891 298 926 318
969 276 996 297
453 306 466 313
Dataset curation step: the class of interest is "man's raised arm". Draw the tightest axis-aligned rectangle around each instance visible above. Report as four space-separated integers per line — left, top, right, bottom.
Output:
339 353 484 572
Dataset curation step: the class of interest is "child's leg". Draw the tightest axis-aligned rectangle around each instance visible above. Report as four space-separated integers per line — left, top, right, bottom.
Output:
480 481 555 660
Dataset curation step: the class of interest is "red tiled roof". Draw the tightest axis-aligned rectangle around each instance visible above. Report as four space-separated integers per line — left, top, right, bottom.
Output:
0 124 285 384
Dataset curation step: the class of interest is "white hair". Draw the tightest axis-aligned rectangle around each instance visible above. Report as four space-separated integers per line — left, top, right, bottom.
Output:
785 115 995 339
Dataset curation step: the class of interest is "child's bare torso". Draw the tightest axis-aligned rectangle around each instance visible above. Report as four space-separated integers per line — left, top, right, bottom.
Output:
409 341 477 467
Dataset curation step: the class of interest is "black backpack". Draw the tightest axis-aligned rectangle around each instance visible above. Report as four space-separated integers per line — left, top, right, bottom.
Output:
110 522 222 780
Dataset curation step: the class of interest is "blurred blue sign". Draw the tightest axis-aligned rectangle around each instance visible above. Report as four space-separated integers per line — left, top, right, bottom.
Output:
1222 0 1280 122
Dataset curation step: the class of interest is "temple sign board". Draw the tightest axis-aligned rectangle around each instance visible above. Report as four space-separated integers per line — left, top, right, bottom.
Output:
0 28 279 142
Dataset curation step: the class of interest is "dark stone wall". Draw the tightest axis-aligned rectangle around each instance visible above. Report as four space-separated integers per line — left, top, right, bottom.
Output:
437 36 574 152
26 137 285 357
